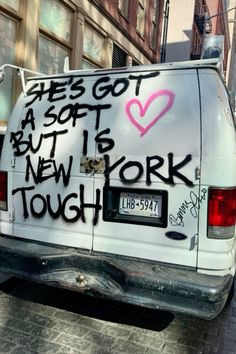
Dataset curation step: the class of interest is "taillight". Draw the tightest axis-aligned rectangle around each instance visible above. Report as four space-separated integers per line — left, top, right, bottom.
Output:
0 171 7 211
208 188 236 239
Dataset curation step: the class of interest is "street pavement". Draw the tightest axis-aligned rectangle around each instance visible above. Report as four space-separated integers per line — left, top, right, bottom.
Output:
0 277 235 354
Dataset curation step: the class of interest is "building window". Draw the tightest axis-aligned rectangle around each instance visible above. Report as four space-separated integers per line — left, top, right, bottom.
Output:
38 35 69 75
40 0 72 42
39 0 73 74
118 0 129 18
0 0 19 10
0 12 17 129
83 25 104 68
132 59 140 66
0 13 16 68
82 59 97 70
150 0 159 49
112 44 127 67
136 0 146 36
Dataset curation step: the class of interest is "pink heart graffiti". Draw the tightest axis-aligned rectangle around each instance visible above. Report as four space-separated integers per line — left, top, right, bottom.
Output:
126 90 175 137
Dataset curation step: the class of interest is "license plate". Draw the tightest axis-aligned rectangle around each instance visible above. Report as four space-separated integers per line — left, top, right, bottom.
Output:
119 192 162 218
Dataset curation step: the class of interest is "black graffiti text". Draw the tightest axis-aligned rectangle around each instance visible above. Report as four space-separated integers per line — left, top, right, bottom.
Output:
104 153 193 186
25 71 160 108
25 154 73 187
12 184 102 224
44 103 111 130
147 154 193 187
26 78 85 107
10 129 68 158
92 72 160 99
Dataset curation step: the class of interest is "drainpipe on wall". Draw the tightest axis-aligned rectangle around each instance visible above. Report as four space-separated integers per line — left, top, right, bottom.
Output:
160 0 170 63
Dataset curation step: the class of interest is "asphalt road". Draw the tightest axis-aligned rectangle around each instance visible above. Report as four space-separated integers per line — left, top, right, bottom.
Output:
0 276 235 354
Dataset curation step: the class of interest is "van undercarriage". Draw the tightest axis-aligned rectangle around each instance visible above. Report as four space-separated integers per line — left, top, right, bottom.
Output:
0 234 232 320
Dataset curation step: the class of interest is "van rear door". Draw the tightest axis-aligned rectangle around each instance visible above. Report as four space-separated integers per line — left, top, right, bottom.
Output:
93 68 202 267
9 67 202 268
10 77 96 250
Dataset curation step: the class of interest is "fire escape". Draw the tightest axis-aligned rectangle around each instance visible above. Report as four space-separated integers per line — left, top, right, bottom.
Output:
191 1 212 60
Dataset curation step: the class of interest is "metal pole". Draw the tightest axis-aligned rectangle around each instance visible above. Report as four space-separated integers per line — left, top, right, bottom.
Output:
201 12 208 59
207 6 236 21
160 0 170 63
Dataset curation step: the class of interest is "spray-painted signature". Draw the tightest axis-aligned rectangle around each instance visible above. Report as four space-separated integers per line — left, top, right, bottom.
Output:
169 188 207 227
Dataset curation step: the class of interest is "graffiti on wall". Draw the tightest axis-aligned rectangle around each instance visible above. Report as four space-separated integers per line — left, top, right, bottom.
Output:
10 72 195 225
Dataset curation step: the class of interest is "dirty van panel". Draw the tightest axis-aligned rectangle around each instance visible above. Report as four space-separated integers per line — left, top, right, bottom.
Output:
11 77 98 249
93 69 201 266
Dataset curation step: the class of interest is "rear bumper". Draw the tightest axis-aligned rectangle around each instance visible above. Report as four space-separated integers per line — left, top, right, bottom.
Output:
0 234 233 320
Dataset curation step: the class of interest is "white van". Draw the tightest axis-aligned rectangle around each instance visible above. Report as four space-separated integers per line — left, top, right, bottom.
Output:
0 59 235 320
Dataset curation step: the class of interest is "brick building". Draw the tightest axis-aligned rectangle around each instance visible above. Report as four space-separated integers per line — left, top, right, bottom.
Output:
192 0 231 71
166 0 231 70
165 0 236 107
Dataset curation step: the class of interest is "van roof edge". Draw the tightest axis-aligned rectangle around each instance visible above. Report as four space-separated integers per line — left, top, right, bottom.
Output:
27 58 221 80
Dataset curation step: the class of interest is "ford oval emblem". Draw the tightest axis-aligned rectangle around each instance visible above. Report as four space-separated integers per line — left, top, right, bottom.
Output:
165 231 187 241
